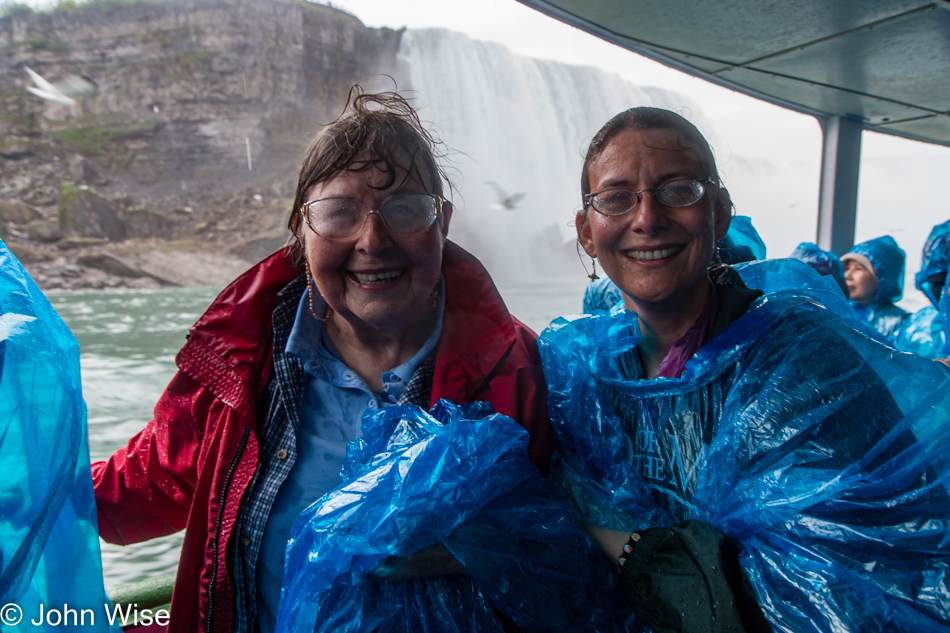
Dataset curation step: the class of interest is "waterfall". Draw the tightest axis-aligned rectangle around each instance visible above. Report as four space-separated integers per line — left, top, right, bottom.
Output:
395 28 709 282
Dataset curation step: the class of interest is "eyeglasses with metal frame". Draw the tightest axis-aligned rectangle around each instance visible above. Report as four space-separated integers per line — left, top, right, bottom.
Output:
584 178 713 217
302 192 445 240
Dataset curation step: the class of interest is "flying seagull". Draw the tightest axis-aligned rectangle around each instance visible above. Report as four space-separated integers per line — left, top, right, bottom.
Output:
485 181 526 211
24 66 96 107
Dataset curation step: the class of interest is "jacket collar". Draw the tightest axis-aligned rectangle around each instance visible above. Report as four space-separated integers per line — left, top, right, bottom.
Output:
176 241 518 411
176 247 302 412
434 241 518 405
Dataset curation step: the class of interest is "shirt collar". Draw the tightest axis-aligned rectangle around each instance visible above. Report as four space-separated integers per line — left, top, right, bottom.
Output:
285 279 445 396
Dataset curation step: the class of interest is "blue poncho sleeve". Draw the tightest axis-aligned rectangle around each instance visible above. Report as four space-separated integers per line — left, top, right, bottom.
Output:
275 400 632 633
540 260 950 633
0 240 118 632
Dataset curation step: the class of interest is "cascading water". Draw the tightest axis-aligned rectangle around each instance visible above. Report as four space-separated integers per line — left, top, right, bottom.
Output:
394 28 710 282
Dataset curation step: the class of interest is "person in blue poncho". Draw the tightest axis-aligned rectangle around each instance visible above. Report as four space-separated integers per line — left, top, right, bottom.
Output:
841 236 909 340
894 220 950 359
582 215 765 313
540 106 950 633
788 242 848 297
0 242 116 632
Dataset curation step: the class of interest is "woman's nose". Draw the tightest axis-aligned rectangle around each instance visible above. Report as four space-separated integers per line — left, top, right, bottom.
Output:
627 191 668 234
354 211 393 253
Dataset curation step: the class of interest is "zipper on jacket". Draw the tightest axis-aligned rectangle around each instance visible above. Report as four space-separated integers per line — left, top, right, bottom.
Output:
205 424 251 633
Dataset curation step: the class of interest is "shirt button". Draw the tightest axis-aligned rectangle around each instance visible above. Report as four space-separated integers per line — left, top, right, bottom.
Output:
367 400 377 409
277 449 288 460
242 534 251 546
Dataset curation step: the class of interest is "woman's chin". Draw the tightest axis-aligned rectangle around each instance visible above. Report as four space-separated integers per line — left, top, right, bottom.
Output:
618 281 709 315
611 276 681 307
339 297 432 334
623 292 677 312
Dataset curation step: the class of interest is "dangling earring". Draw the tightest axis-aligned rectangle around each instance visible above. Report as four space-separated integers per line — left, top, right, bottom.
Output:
576 240 599 281
304 261 332 323
712 240 724 266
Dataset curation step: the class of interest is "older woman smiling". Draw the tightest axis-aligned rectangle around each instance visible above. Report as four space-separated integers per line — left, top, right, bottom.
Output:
92 88 554 633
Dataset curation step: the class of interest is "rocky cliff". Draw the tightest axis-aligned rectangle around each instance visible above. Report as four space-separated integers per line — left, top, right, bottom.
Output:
0 0 403 289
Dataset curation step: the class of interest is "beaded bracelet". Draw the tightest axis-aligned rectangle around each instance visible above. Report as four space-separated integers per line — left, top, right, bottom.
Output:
617 531 641 567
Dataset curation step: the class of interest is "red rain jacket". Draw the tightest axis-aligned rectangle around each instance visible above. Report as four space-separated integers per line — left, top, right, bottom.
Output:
92 241 555 633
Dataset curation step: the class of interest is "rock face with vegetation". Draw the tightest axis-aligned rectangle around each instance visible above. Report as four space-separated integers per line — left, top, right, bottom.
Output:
0 0 403 289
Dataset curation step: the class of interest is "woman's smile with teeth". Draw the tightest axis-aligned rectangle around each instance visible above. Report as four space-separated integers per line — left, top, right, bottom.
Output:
351 269 402 283
625 246 683 261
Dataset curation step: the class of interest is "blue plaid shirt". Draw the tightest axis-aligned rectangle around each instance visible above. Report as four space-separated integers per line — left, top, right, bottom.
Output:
230 276 436 633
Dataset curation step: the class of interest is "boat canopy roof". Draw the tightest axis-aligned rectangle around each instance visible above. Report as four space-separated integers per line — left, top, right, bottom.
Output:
516 0 950 148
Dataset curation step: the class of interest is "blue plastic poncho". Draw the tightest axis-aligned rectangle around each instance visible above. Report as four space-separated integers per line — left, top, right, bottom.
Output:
719 215 766 265
275 400 631 633
843 236 909 340
851 300 909 343
894 304 948 359
896 221 950 358
789 242 847 296
740 258 891 346
915 219 950 306
583 216 764 313
0 240 117 632
583 276 624 313
734 258 851 316
540 259 950 633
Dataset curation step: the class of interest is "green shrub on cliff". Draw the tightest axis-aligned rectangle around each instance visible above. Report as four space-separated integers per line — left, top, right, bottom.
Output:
1 0 156 18
58 181 79 230
0 2 34 18
53 0 160 13
51 122 158 156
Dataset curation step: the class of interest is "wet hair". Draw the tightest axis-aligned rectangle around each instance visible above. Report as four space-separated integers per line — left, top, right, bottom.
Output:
288 85 451 247
580 107 731 215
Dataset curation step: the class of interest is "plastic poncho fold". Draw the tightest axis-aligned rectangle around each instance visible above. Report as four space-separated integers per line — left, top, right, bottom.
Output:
0 240 117 632
275 400 631 633
894 299 950 359
540 259 950 633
